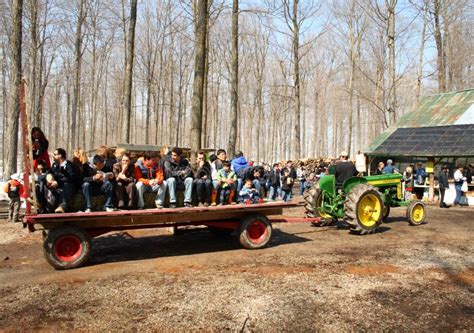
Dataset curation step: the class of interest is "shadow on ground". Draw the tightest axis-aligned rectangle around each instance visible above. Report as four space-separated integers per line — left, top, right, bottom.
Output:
88 227 311 267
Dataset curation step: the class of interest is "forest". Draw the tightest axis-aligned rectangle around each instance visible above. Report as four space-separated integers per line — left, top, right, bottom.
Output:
1 0 473 178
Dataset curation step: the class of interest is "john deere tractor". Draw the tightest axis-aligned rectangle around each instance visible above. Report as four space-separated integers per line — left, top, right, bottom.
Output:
304 173 426 234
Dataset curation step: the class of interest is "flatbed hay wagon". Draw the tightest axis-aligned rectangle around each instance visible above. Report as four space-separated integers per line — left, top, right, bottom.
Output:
26 202 318 270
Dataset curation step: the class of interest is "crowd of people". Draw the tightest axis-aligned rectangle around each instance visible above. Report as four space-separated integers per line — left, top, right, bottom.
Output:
3 127 473 220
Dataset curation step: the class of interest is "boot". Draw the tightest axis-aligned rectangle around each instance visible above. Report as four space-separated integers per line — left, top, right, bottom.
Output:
229 190 236 205
211 189 217 206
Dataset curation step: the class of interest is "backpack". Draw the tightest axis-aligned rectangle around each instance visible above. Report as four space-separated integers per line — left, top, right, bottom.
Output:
459 195 469 206
7 183 20 198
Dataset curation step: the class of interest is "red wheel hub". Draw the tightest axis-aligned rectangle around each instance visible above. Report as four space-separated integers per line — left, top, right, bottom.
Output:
247 220 268 244
54 235 83 262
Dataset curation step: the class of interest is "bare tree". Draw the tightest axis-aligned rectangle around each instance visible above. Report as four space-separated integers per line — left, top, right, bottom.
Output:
189 0 209 160
227 0 239 158
5 0 23 178
121 0 137 143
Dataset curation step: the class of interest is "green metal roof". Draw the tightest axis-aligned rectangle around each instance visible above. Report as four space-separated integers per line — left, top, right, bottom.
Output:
397 89 474 128
365 89 474 156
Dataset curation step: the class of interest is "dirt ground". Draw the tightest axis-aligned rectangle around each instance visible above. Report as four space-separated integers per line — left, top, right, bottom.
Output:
0 202 473 332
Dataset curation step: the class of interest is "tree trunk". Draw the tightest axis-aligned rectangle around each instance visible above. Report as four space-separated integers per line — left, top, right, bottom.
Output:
190 0 208 161
292 0 301 159
71 0 86 150
416 2 427 101
28 0 38 127
227 0 238 159
433 0 446 93
122 0 137 143
5 0 23 178
387 0 397 126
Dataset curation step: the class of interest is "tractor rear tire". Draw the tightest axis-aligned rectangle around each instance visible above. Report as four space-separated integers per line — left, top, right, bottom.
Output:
303 185 335 227
406 201 426 225
382 205 391 222
344 184 384 235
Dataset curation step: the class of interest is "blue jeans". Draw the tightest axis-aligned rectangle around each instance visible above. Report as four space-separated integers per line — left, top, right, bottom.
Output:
299 180 306 195
82 181 114 210
136 181 166 208
268 185 279 200
454 183 463 205
194 179 212 204
167 177 193 203
282 189 291 202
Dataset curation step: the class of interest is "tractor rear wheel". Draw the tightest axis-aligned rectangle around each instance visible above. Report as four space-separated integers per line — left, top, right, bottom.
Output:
344 184 384 235
406 201 426 225
303 185 335 227
382 205 391 222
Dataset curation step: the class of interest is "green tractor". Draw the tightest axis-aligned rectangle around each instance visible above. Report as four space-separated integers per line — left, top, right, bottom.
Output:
303 173 426 234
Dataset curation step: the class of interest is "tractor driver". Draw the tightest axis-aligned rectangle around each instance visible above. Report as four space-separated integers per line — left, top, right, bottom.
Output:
335 151 358 189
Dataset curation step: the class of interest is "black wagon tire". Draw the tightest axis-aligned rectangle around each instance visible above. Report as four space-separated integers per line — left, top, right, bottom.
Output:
344 184 384 235
43 226 91 270
406 201 426 225
239 215 272 249
303 185 336 226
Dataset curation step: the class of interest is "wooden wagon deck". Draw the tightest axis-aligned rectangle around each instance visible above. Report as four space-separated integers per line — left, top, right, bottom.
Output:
27 201 300 231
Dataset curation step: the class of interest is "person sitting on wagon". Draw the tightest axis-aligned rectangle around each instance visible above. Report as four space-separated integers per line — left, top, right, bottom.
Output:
134 151 166 209
193 151 212 207
82 154 115 212
210 149 227 205
239 179 263 204
38 148 81 213
113 152 137 210
216 160 237 205
163 147 194 208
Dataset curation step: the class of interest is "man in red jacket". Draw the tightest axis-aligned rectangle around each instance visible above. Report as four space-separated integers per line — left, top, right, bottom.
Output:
135 151 166 209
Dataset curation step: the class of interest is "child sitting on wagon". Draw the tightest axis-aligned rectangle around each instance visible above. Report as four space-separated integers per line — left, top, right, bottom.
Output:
216 161 237 205
239 179 263 204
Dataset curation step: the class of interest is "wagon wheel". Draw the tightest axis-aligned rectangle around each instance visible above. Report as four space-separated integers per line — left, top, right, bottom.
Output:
239 215 272 249
43 226 91 270
344 184 384 235
406 201 426 226
303 185 336 227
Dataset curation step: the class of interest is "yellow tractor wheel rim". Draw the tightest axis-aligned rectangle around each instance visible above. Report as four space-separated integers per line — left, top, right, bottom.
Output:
357 193 381 227
316 193 333 218
411 204 424 223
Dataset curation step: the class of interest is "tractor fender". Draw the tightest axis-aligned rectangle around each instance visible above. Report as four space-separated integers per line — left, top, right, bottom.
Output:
343 176 368 194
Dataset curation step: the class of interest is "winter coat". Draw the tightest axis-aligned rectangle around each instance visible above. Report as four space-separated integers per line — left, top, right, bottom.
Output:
193 161 212 180
164 158 193 181
113 162 135 184
231 157 249 174
438 170 449 189
82 162 113 184
134 159 164 185
49 160 82 186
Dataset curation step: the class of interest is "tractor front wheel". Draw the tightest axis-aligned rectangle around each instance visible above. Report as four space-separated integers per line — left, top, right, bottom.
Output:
303 185 336 227
406 201 426 225
344 184 384 235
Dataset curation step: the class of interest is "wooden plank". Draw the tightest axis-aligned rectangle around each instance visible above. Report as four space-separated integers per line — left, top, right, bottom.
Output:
29 201 297 221
32 203 296 230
